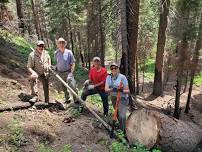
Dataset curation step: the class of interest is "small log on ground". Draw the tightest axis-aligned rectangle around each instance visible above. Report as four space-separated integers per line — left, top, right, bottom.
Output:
126 109 202 152
0 101 65 112
0 102 32 112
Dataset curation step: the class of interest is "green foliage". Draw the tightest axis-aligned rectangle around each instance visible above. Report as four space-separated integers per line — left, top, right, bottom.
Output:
37 144 72 152
74 64 89 82
37 144 54 152
7 118 23 148
69 107 81 118
194 71 202 85
111 141 128 152
47 48 56 65
170 0 202 40
60 144 72 152
144 59 155 80
0 28 33 58
0 0 9 3
97 138 109 146
110 141 161 152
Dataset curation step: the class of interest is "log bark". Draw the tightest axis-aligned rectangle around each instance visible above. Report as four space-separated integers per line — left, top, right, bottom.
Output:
126 109 202 152
0 101 65 112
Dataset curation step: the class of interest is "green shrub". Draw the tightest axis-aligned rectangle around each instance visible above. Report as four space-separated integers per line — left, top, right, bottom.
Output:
7 118 23 147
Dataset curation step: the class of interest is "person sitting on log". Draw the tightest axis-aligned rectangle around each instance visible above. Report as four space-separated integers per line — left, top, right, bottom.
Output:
105 63 130 132
81 57 108 116
27 40 51 103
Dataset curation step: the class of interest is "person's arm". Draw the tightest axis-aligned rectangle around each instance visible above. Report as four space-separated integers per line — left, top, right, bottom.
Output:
105 76 113 93
27 54 38 78
122 76 130 94
69 52 75 73
70 63 75 73
89 68 93 82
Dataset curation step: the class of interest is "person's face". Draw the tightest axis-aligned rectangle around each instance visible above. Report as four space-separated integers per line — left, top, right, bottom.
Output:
57 41 66 50
110 66 118 75
93 60 101 68
37 44 44 53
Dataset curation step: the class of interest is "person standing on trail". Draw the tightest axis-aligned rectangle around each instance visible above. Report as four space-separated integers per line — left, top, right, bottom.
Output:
105 63 130 131
81 57 108 115
27 40 51 103
54 37 78 104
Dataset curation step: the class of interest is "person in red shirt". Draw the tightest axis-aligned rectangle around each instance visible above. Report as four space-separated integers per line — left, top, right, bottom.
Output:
81 57 108 115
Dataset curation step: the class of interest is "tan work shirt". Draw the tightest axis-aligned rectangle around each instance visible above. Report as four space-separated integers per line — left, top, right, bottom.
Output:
27 50 51 75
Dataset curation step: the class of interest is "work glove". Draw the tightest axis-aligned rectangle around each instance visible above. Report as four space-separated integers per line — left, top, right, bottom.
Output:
112 88 118 92
83 80 90 88
112 88 123 92
67 73 73 79
109 85 113 89
88 85 95 90
31 71 38 79
51 65 57 71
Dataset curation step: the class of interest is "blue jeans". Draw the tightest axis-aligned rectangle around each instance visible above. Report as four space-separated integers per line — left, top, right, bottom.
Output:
81 88 109 115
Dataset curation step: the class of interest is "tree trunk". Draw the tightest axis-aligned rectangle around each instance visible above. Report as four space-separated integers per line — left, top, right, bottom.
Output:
173 37 188 119
66 0 74 54
119 0 128 76
15 0 25 34
136 56 140 95
36 3 43 40
98 0 105 66
185 13 202 113
39 1 49 48
173 0 191 119
183 70 189 93
153 0 170 96
126 109 202 151
126 0 140 94
78 32 85 67
30 0 39 38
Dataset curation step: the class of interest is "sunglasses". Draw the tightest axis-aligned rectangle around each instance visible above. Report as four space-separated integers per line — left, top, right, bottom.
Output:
110 67 118 70
37 45 44 48
94 60 100 62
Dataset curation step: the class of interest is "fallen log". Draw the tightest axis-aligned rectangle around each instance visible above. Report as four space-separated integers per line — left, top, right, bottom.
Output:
0 102 32 112
126 109 202 152
0 101 65 112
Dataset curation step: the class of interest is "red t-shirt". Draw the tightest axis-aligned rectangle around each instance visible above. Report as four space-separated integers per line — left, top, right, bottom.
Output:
89 67 107 90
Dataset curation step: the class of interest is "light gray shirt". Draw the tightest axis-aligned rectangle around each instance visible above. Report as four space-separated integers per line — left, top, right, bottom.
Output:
55 49 75 72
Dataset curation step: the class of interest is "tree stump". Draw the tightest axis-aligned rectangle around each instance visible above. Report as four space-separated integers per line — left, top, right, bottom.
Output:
126 109 202 152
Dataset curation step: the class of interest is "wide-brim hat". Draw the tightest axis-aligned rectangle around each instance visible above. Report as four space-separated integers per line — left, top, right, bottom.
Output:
57 37 67 44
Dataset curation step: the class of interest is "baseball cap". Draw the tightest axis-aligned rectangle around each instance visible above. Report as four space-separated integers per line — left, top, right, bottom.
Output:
93 57 101 62
37 40 45 46
110 63 119 68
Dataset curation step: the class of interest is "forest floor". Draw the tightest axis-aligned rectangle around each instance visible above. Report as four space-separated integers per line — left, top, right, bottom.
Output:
0 30 201 152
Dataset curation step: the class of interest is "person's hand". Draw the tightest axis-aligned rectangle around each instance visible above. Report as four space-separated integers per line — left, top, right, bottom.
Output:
88 85 95 90
51 65 57 71
112 88 118 92
67 73 73 79
31 71 38 79
118 88 123 92
109 85 113 88
112 88 123 92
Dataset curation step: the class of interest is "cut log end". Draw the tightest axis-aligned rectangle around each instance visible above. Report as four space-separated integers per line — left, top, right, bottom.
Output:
126 109 202 152
126 110 159 148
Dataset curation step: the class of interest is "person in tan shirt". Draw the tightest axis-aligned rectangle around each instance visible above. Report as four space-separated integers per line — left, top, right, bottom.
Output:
27 40 51 103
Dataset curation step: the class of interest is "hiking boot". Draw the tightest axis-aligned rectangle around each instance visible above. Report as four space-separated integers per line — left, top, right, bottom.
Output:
29 96 38 103
64 98 72 104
